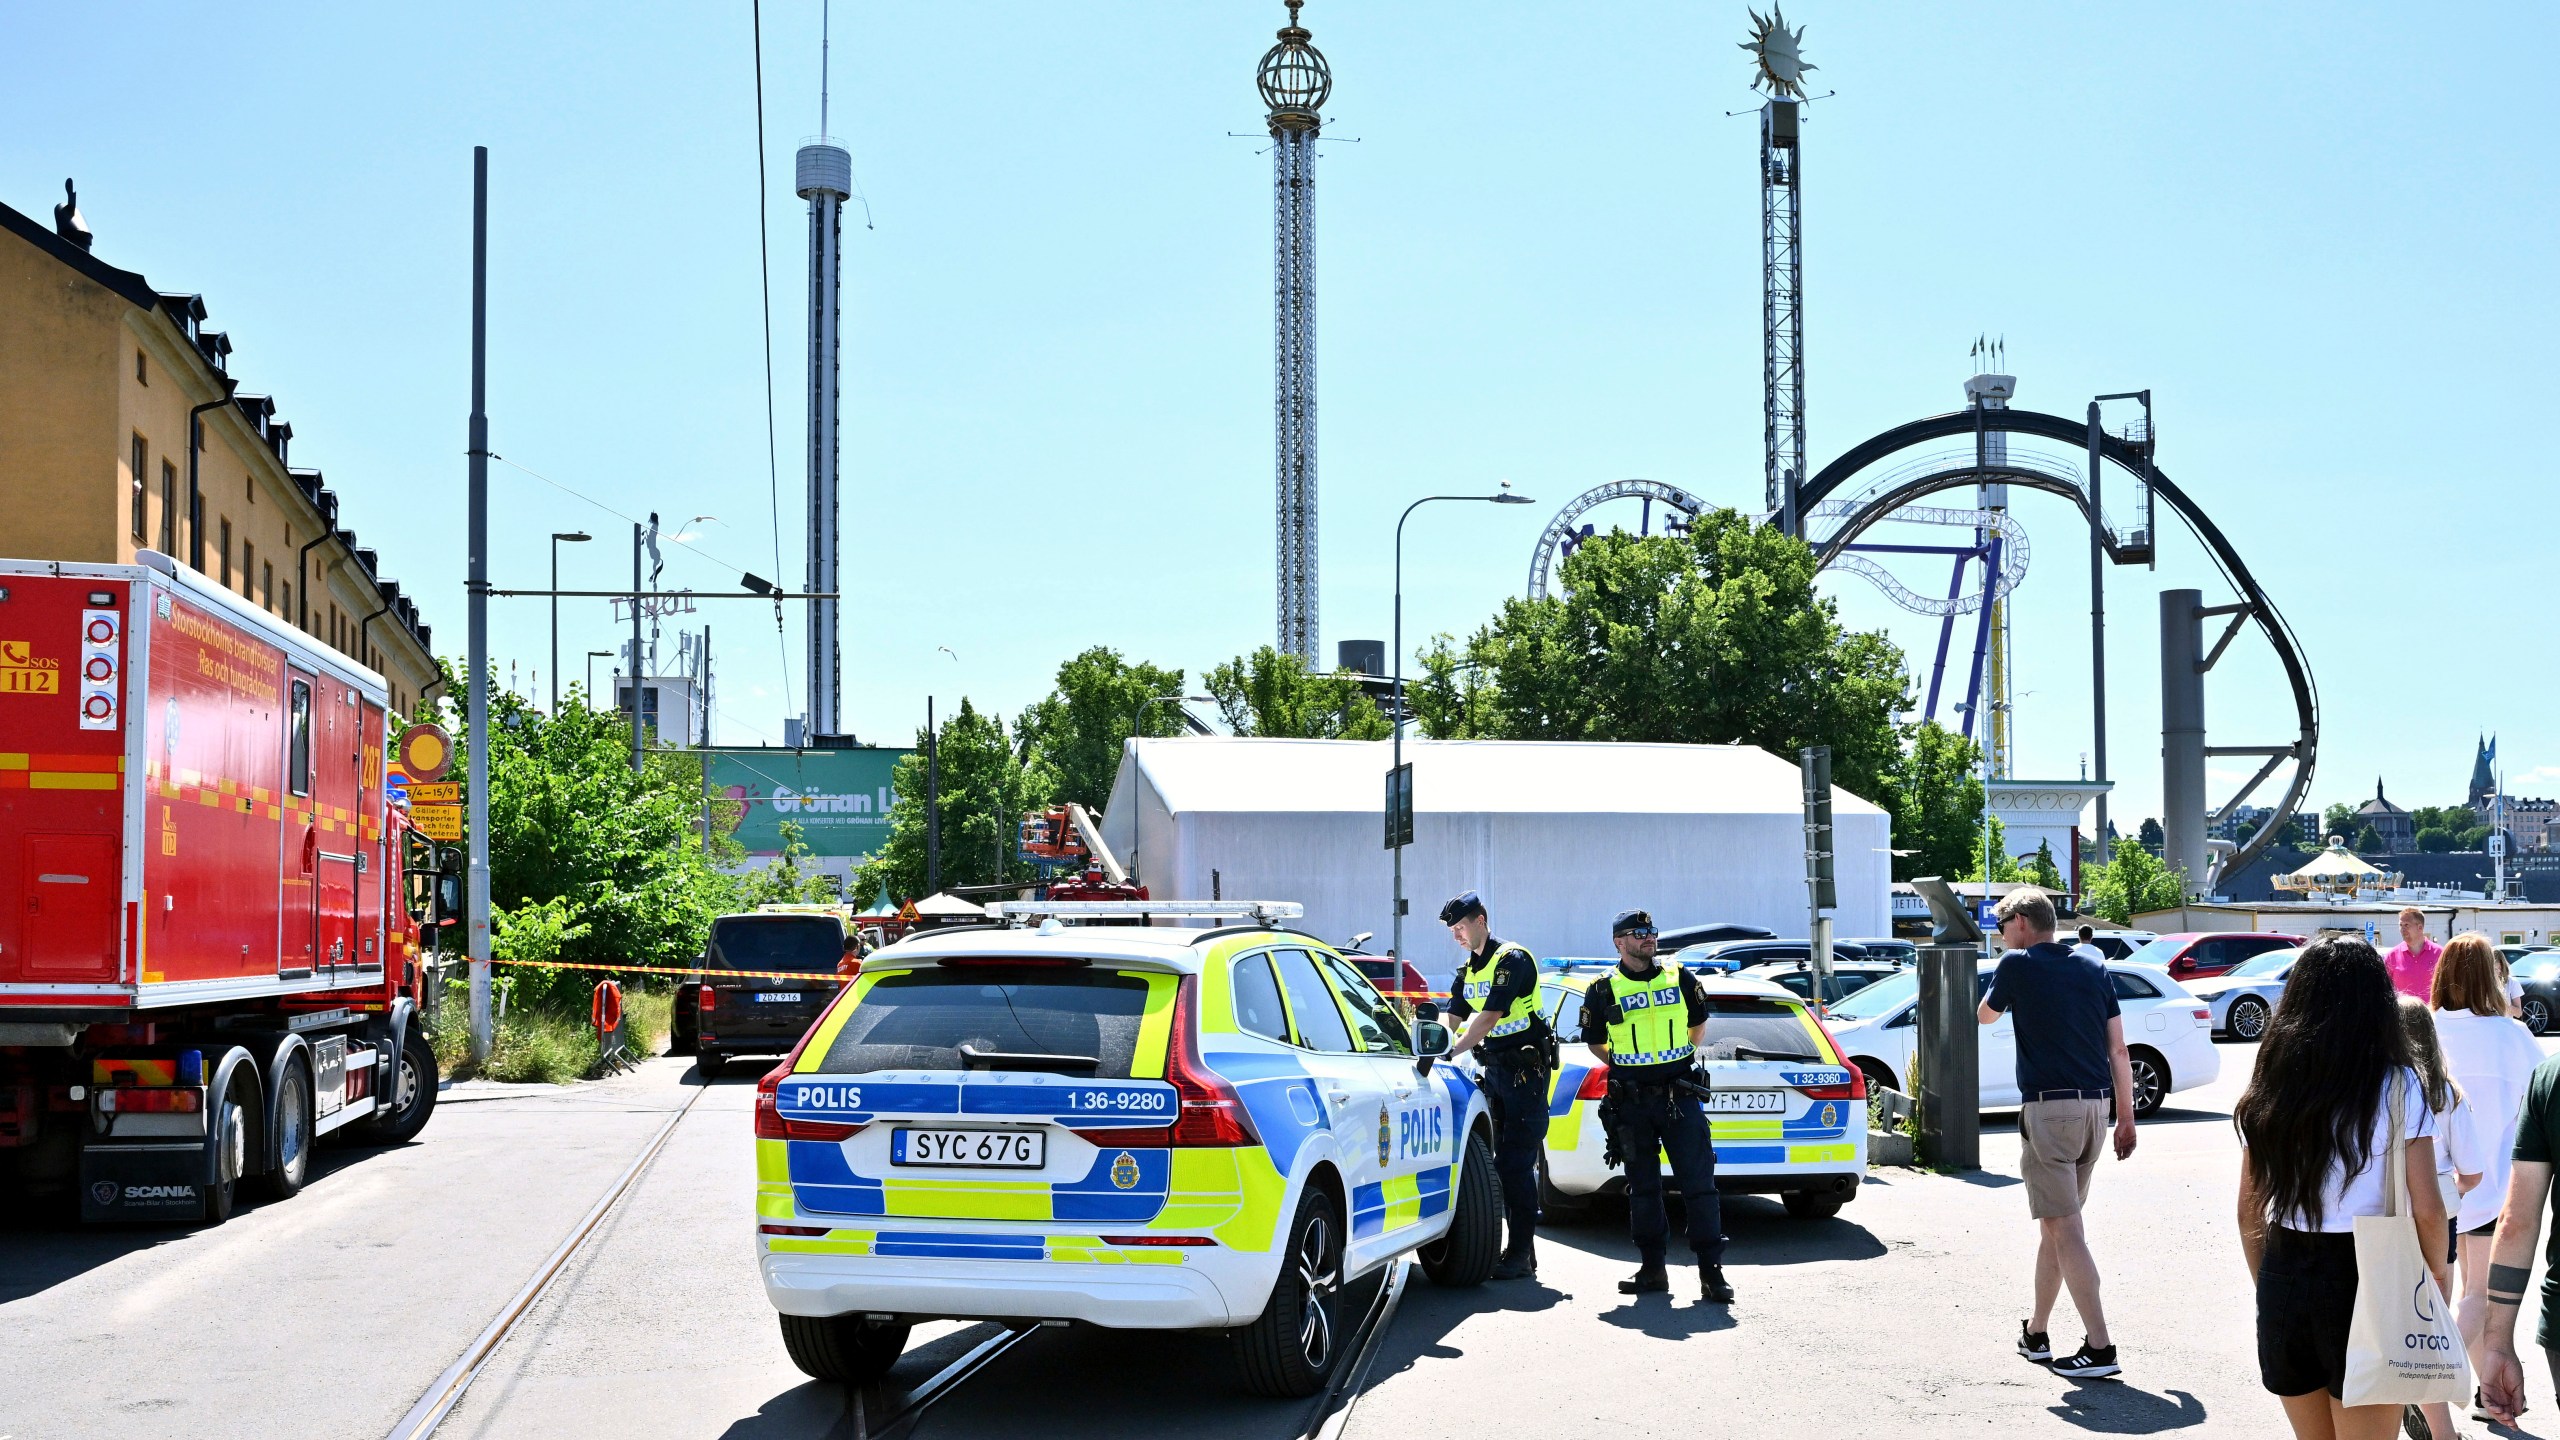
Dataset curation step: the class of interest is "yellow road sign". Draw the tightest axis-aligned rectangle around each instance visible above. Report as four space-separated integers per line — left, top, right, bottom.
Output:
411 803 463 840
408 782 461 803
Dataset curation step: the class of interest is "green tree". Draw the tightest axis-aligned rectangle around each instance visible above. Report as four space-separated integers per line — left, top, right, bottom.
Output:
2416 826 2456 854
2080 838 2188 925
2137 817 2165 854
735 821 838 906
1879 721 1982 882
461 676 742 979
1014 647 1188 813
2322 802 2358 843
1960 815 2021 884
858 699 1053 903
2353 822 2385 853
1205 646 1392 739
2025 839 2065 893
1407 513 1908 806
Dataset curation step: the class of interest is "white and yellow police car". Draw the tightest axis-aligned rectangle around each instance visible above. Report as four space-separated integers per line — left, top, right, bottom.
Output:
753 903 1500 1398
1537 965 1867 1218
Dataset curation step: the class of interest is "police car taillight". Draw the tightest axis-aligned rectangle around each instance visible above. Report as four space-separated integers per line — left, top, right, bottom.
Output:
1164 976 1257 1147
1796 1011 1868 1101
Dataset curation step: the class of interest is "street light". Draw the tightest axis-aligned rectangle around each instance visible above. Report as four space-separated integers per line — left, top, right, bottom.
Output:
549 531 591 711
1391 482 1536 967
585 649 613 708
1130 693 1215 886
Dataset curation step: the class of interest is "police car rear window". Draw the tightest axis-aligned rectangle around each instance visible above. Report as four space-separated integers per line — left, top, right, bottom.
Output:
1697 996 1826 1063
706 916 843 974
815 968 1152 1078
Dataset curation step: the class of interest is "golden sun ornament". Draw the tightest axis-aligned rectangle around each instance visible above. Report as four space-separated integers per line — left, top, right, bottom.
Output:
1741 6 1814 100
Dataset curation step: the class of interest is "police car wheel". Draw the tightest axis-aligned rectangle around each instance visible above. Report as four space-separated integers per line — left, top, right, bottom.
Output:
778 1312 911 1385
1236 1188 1344 1398
1782 1190 1842 1221
697 1049 727 1082
1420 1132 1501 1287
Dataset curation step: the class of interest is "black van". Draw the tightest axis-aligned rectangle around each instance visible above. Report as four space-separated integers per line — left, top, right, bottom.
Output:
685 912 852 1080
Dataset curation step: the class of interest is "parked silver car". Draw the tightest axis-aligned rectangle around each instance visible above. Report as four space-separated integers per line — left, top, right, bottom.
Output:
2186 946 2301 1041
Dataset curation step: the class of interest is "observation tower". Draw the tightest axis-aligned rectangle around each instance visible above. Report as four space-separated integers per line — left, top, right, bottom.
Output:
797 13 852 739
1260 0 1330 666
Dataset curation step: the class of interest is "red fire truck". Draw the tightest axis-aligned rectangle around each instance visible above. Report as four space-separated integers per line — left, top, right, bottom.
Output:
0 553 438 1224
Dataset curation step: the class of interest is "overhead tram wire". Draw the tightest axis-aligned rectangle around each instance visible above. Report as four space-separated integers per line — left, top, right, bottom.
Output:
488 454 760 583
751 0 795 723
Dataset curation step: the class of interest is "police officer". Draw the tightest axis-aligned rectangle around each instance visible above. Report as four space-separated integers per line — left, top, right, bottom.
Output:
1440 890 1551 1281
1581 909 1733 1303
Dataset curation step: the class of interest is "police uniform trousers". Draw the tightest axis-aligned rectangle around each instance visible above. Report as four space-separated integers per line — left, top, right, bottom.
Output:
1612 1079 1723 1266
1478 1049 1550 1240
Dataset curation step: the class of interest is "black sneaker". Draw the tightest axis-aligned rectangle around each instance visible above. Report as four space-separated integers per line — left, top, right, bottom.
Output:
1699 1265 1735 1304
2050 1342 2121 1379
1491 1247 1538 1281
1618 1262 1669 1294
2017 1322 2052 1363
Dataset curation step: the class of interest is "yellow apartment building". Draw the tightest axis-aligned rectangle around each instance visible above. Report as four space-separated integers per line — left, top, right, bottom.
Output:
0 181 436 715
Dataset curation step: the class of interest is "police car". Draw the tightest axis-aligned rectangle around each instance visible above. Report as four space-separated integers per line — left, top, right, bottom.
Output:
1537 965 1867 1219
753 902 1500 1398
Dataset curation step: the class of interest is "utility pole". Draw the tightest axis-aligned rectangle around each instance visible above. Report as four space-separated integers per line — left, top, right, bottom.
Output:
925 696 940 895
464 146 493 1064
629 523 644 774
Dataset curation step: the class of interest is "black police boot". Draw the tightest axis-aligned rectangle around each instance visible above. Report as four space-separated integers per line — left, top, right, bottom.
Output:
1491 1232 1537 1281
1700 1264 1735 1304
1618 1260 1670 1295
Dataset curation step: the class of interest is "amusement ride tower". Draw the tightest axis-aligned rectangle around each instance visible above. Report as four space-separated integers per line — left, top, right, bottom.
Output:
1260 1 1330 666
797 10 852 739
1744 8 1812 532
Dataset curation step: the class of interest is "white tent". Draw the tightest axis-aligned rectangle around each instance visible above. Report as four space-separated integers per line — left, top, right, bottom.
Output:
1097 738 1892 967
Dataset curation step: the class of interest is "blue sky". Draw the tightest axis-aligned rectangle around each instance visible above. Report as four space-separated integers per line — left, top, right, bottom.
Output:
7 2 2554 827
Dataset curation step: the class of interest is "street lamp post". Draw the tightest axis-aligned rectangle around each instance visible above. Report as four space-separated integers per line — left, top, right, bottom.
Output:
1130 693 1214 886
585 650 613 706
1391 483 1535 967
549 531 590 711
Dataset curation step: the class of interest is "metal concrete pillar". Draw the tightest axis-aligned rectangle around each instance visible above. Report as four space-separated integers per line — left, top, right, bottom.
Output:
797 140 850 737
2160 588 2208 895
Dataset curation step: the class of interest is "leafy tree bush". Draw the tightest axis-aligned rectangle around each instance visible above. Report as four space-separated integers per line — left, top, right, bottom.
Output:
2081 839 2188 925
2138 817 2165 854
1882 722 1982 882
859 699 1053 902
1205 647 1391 739
1014 647 1189 812
2025 839 2065 893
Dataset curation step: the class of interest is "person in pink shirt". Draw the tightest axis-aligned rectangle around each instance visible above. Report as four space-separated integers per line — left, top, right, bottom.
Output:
2386 906 2444 999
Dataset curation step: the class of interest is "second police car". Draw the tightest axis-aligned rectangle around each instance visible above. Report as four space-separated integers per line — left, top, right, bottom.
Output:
1537 963 1868 1219
751 902 1501 1397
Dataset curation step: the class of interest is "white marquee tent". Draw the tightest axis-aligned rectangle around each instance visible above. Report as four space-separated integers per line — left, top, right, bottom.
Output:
1097 738 1892 967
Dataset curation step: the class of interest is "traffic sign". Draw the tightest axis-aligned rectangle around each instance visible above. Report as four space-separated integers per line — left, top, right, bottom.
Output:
398 723 454 782
411 803 463 840
409 781 461 803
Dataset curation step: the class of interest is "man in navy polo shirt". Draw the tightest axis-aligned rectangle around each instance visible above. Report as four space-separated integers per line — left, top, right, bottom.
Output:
1979 886 2138 1380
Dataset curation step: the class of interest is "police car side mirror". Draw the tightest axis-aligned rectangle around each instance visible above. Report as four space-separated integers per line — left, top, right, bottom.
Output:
1413 1019 1452 1059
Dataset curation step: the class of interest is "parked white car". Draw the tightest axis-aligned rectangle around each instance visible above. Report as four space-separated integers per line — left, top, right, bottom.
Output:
1821 958 2219 1117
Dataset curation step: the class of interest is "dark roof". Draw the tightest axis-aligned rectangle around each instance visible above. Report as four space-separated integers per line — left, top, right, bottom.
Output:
0 195 156 307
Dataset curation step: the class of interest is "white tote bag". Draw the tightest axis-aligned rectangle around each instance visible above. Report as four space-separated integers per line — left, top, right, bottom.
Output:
2340 1083 2473 1407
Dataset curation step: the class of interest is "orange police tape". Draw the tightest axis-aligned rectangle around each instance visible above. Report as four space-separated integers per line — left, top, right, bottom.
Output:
481 956 860 984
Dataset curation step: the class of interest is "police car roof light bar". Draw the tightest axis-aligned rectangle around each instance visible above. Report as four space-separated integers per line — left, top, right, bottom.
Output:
987 900 1306 924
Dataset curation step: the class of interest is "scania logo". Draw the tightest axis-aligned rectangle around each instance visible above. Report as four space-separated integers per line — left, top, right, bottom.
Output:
90 1181 117 1207
123 1184 196 1202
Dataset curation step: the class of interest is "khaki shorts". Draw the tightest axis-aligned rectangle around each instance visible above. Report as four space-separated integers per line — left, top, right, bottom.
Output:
2019 1098 2110 1219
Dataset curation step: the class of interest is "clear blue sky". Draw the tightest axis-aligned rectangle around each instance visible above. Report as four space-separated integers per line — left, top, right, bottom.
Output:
8 2 2554 827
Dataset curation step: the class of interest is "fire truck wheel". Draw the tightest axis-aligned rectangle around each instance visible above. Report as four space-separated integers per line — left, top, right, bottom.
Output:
364 1026 440 1146
205 1074 252 1225
256 1055 314 1200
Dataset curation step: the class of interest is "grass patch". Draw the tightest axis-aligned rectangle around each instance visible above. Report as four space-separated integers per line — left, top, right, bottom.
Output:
427 976 675 1084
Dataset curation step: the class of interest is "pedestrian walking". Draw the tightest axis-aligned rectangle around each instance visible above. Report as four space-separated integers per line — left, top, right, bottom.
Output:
2236 938 2451 1440
2388 907 2445 1002
2432 934 2543 1422
1440 890 1552 1281
2070 924 2104 964
2402 996 2486 1440
1979 886 2136 1378
1578 908 1732 1303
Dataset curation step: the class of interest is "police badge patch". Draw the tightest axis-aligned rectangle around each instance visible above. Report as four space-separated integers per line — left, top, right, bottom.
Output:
1110 1151 1141 1190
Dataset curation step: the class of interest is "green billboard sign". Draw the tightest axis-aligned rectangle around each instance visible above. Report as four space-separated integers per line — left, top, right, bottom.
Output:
705 747 912 859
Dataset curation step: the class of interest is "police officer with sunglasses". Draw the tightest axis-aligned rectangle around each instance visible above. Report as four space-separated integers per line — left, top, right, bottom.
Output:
1440 889 1552 1281
1582 908 1732 1303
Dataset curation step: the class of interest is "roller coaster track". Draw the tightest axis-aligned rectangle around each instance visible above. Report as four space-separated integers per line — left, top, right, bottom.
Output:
1801 408 2319 882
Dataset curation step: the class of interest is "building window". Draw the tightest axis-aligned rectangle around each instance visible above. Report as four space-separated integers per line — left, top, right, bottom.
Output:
280 580 292 622
261 561 274 609
129 435 148 540
241 541 256 595
159 462 176 552
245 474 254 504
219 518 232 586
136 349 147 385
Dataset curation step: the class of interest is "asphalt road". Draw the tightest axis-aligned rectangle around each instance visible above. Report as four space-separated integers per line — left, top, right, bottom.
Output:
12 1036 2560 1440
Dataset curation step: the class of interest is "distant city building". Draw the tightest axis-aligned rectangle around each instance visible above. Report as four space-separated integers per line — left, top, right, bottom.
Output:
2470 736 2497 810
2354 779 2413 854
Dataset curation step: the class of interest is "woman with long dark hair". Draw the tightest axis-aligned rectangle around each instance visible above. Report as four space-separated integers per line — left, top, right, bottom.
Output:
2237 938 2451 1439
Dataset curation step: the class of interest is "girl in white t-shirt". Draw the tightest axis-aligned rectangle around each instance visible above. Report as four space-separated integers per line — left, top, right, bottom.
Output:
2238 938 2450 1440
2430 933 2547 1417
2403 995 2486 1440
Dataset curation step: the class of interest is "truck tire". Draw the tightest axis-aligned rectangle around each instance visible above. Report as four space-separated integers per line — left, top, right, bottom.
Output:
1234 1186 1344 1398
256 1054 315 1201
363 1026 439 1145
205 1072 253 1225
779 1312 911 1385
1418 1131 1500 1287
696 1049 727 1082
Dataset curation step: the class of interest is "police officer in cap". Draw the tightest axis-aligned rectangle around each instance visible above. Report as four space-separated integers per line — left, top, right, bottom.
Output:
1440 890 1551 1281
1582 908 1733 1303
